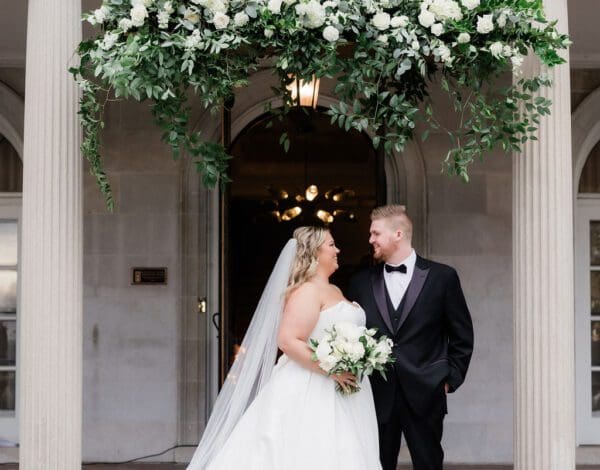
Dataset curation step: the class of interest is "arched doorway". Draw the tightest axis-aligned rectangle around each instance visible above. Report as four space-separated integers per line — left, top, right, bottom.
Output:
221 109 378 374
574 86 600 444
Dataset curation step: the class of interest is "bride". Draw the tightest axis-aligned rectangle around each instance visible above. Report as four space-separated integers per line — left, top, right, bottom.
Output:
187 226 382 470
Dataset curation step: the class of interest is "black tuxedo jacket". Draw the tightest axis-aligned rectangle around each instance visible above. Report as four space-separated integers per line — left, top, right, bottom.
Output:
347 256 473 421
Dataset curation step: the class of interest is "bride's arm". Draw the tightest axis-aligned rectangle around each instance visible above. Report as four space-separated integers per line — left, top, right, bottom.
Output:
277 282 325 375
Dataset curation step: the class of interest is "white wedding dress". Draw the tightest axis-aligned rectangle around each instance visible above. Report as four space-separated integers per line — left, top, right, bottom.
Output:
204 300 382 470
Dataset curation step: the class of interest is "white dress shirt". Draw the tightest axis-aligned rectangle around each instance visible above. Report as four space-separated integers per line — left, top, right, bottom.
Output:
383 249 417 310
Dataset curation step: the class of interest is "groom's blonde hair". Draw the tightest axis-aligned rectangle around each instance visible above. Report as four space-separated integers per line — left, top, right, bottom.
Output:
371 205 413 241
285 226 329 299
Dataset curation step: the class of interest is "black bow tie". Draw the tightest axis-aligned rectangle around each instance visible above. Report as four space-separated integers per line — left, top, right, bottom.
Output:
385 264 407 274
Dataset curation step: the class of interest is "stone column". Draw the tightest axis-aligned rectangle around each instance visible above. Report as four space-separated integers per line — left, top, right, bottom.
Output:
512 0 574 468
20 1 82 468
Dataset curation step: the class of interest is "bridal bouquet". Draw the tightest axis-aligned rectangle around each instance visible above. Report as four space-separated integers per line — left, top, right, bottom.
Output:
310 322 394 395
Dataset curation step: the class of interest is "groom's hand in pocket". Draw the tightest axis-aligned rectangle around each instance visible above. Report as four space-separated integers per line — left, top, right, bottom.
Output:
444 383 450 394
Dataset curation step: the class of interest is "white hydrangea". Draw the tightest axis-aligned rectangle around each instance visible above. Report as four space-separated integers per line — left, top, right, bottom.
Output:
234 11 250 27
209 0 228 13
431 22 443 36
163 1 174 13
418 9 435 28
390 15 409 28
372 11 391 30
502 44 513 57
489 41 503 58
268 0 283 14
213 12 230 29
295 1 326 29
428 0 462 22
322 25 340 42
460 0 479 10
476 14 494 34
130 4 148 27
457 32 470 43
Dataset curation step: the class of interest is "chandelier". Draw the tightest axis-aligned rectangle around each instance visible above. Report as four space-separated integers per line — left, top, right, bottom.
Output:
263 184 357 225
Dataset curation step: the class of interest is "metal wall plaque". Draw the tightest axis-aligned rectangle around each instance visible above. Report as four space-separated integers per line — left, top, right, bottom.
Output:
132 267 168 285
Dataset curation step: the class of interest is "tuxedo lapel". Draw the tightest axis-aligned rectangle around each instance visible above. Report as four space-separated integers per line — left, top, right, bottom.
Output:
370 266 394 334
396 257 430 332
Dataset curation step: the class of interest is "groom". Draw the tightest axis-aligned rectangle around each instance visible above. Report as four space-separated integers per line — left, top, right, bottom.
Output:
347 205 474 470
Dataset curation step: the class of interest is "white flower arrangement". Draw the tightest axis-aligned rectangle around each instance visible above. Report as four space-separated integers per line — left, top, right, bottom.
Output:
310 322 395 395
73 0 571 209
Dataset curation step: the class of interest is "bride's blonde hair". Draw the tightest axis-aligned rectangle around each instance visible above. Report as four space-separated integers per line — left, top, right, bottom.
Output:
286 226 329 299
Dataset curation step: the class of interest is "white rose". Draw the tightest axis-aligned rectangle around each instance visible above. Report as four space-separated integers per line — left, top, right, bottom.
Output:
319 354 338 373
431 23 443 36
348 342 365 362
118 19 132 32
429 0 462 21
264 28 274 38
295 0 326 28
476 14 494 34
418 9 435 28
322 25 339 42
457 32 470 43
377 34 388 44
208 0 228 13
372 11 391 30
335 322 359 341
390 15 409 28
92 6 111 24
213 12 230 29
268 0 283 13
234 11 249 26
461 0 479 10
315 340 333 361
130 4 148 26
411 40 420 50
489 41 503 58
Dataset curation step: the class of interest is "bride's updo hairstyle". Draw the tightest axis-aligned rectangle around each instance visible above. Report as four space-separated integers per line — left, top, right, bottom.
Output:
286 226 328 299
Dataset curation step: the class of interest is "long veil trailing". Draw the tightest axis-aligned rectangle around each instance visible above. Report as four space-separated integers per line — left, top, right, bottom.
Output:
187 239 298 469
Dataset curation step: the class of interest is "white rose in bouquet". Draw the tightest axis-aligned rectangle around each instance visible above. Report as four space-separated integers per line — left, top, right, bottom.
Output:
310 322 395 395
372 11 391 31
390 15 409 28
489 41 503 58
457 32 470 43
213 12 230 29
418 9 435 28
131 4 148 26
234 11 250 27
268 0 283 14
461 0 479 10
323 25 340 42
476 14 494 34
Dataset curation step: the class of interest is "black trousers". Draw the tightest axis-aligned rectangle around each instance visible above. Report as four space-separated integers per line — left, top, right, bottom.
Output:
378 385 445 470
